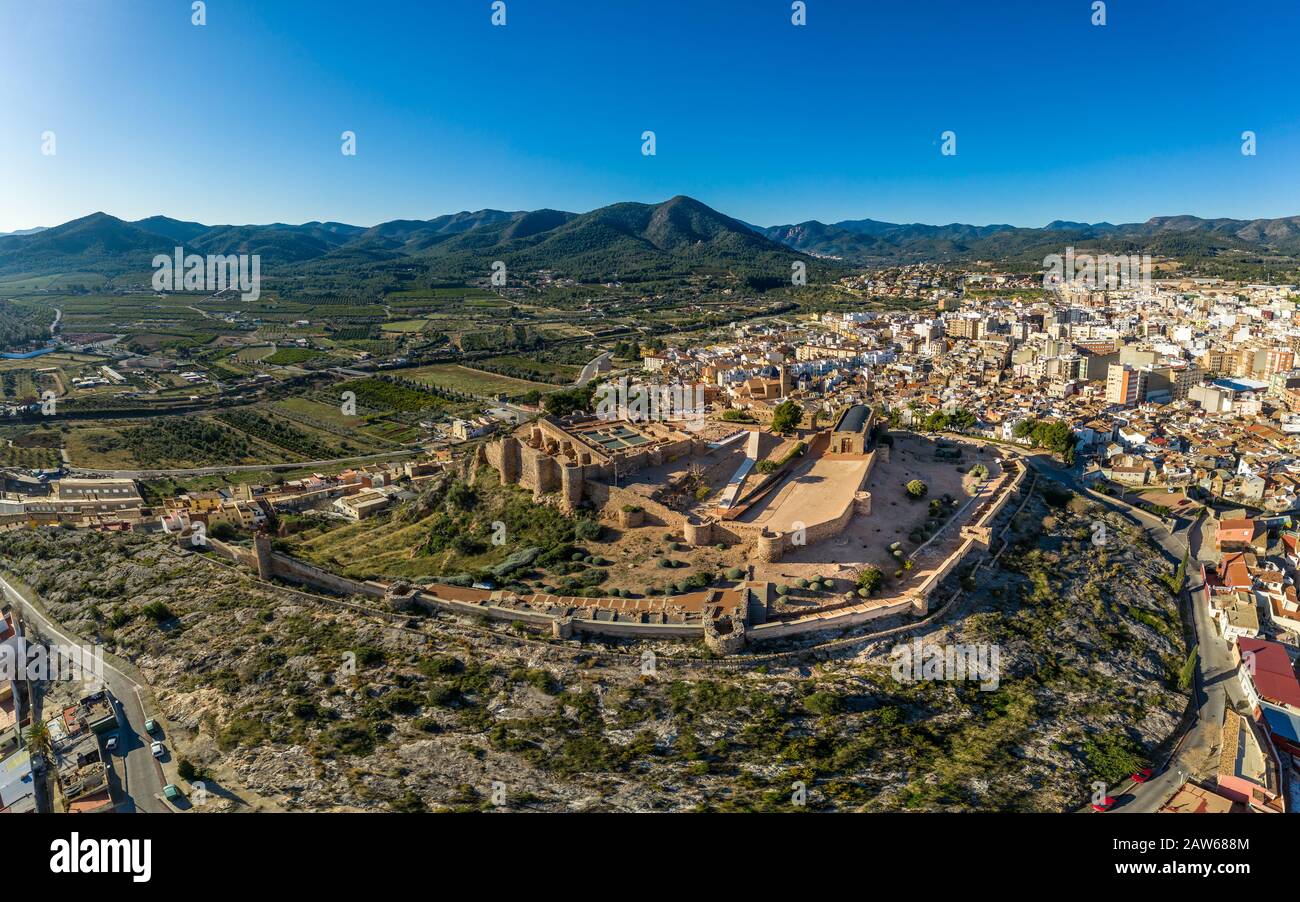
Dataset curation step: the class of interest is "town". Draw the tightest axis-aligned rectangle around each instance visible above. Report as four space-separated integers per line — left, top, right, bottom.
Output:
0 264 1298 818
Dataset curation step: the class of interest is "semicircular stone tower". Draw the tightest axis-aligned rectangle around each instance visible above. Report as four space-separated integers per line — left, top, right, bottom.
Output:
756 528 784 563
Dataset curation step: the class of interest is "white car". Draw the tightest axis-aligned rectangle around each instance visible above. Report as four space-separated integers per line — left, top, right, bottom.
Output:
104 735 118 752
150 741 164 758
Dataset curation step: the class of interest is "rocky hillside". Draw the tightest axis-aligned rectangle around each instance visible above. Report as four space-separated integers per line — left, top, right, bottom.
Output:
0 485 1187 812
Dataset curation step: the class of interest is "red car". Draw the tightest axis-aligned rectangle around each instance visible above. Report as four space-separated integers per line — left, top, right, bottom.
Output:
1091 796 1116 812
1131 768 1153 784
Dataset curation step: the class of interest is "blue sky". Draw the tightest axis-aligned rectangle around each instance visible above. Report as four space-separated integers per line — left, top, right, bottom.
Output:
2 0 1298 232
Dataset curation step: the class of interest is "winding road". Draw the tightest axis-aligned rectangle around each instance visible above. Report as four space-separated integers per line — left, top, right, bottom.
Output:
1025 456 1251 813
0 573 167 813
574 351 611 386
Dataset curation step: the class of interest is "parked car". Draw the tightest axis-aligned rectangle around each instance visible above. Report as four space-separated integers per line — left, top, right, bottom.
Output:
145 719 158 734
162 784 183 802
1090 796 1116 812
104 735 118 752
150 741 164 758
1131 768 1154 784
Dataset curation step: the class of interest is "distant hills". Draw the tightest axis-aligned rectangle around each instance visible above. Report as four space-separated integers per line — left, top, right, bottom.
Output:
756 213 1300 267
3 196 1300 285
0 196 807 285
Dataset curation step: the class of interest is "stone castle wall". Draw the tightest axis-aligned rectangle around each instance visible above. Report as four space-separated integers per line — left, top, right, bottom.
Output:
585 482 684 528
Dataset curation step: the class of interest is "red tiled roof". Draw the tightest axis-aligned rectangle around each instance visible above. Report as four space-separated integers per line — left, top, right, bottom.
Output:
1239 637 1300 709
1219 553 1252 590
1218 518 1258 543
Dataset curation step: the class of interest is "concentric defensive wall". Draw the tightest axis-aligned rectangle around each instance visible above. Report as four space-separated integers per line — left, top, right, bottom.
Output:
192 414 1030 654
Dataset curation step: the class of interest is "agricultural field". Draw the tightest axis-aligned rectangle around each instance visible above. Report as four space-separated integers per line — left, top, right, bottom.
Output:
471 355 580 385
0 369 40 401
0 351 115 401
333 378 447 414
48 293 221 339
0 350 104 372
385 287 499 301
62 418 265 469
57 404 384 469
0 272 109 291
0 441 61 469
214 409 353 459
269 397 409 450
202 345 291 381
529 322 591 339
231 345 277 363
404 363 551 398
379 319 432 334
263 347 325 366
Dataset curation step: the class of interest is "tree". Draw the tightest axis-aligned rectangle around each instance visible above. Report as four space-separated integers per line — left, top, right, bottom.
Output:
950 407 976 431
856 566 883 596
905 479 928 499
1014 417 1077 464
770 400 802 434
542 383 596 418
1177 645 1199 692
1082 731 1147 785
210 522 237 541
25 720 51 757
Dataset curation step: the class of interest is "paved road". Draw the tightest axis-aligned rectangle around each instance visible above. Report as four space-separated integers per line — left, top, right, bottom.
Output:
574 351 611 386
0 574 167 813
1025 456 1244 813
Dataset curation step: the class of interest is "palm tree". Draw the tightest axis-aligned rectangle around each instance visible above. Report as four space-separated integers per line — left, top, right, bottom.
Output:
25 720 51 757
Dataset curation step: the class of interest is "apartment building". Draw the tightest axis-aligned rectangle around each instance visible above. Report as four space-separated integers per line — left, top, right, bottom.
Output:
1105 363 1146 406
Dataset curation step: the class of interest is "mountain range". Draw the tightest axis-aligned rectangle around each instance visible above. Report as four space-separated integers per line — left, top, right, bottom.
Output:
3 195 1299 285
0 196 805 285
756 213 1300 266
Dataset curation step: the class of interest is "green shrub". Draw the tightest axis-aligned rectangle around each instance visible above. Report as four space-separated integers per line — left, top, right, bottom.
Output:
574 517 603 542
389 790 427 813
802 690 843 716
140 601 173 622
1081 732 1147 785
856 566 883 596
